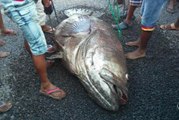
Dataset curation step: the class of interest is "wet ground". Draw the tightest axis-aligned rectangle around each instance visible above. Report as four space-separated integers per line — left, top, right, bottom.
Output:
0 1 179 120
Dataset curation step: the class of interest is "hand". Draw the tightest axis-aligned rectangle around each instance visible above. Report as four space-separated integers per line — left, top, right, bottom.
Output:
42 0 53 15
44 4 53 15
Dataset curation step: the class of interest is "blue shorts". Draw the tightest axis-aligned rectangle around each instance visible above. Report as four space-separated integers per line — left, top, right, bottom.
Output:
140 0 167 31
130 0 143 6
4 2 47 55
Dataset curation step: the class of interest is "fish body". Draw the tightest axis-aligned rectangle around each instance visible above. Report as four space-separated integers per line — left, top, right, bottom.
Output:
54 15 128 111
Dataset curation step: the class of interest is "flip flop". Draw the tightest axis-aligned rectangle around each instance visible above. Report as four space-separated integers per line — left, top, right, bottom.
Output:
0 101 12 113
40 87 66 100
112 21 131 30
160 23 179 30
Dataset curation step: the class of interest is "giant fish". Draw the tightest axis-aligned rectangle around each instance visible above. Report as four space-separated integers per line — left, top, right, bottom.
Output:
51 15 128 111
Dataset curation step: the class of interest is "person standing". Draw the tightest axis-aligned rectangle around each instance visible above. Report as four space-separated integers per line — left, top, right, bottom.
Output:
35 0 55 34
112 0 143 30
125 0 167 59
0 0 66 100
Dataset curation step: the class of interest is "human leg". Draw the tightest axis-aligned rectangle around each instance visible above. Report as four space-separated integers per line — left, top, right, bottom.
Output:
126 31 152 59
0 12 16 35
112 0 142 30
32 54 66 100
125 0 142 23
167 0 176 13
35 0 55 34
112 5 137 30
126 0 167 59
4 2 65 100
124 5 137 24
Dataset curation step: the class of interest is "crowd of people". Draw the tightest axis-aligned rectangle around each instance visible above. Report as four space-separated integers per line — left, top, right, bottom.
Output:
113 0 178 59
0 0 178 113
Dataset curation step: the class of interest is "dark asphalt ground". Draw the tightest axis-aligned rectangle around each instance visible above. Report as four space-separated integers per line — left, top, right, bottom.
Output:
0 1 179 120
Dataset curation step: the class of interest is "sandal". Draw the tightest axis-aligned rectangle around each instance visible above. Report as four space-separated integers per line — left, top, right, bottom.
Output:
160 23 179 30
0 101 12 113
112 21 132 30
0 51 10 58
40 87 66 100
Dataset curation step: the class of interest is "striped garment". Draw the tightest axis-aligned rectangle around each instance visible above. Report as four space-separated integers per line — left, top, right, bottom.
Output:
130 0 143 6
141 25 155 31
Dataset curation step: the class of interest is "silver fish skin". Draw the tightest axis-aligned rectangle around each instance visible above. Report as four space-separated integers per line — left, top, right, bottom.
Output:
54 15 128 111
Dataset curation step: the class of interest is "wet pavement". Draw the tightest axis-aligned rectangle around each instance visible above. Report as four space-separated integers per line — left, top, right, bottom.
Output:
0 1 179 120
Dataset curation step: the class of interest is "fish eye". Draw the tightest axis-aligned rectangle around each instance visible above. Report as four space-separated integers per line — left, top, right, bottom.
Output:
125 74 129 80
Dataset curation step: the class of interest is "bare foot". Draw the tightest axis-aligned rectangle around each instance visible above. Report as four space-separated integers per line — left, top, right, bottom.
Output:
125 49 146 59
40 83 66 100
0 39 5 46
125 40 140 47
0 51 10 58
1 29 16 35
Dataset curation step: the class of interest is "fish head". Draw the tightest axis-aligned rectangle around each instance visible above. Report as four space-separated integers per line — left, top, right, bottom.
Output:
84 46 128 111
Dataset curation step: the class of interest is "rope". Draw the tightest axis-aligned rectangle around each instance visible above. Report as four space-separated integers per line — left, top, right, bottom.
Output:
106 0 122 38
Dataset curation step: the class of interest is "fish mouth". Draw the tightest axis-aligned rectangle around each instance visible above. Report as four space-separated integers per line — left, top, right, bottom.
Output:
113 84 128 105
83 79 128 111
81 68 128 111
97 68 128 110
119 93 128 105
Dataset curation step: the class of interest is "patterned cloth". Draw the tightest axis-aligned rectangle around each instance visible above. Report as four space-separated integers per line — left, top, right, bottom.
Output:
0 0 47 55
130 0 143 6
36 0 46 26
0 0 32 9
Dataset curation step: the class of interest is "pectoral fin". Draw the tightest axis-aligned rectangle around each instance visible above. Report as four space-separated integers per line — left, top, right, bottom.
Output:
46 51 63 60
